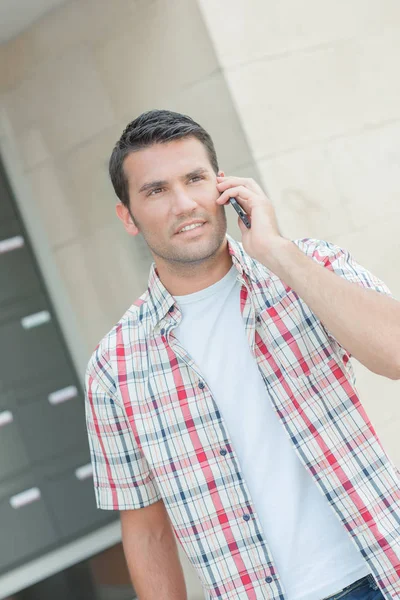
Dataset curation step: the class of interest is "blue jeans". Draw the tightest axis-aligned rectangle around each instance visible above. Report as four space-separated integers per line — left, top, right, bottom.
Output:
322 574 384 600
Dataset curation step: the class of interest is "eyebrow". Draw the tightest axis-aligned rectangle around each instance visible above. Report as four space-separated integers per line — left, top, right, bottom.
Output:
138 167 209 194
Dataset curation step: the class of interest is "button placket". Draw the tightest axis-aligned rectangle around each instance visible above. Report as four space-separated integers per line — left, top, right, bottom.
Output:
238 281 257 353
158 307 180 341
162 319 274 586
195 380 250 534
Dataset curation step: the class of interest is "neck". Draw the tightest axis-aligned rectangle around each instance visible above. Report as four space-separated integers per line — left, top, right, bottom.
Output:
155 239 233 296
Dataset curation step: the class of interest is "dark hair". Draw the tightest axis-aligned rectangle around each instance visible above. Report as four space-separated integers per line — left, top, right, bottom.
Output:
109 109 219 209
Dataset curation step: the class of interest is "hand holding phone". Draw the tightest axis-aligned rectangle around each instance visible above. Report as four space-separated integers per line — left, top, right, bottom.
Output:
229 197 251 229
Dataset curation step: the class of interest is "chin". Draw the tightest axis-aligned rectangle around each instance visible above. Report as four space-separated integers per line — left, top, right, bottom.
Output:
175 233 225 263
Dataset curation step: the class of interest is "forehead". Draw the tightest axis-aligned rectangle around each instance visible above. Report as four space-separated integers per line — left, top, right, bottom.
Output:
123 136 212 189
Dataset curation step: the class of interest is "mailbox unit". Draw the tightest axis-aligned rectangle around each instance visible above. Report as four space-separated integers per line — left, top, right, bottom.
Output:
0 160 117 578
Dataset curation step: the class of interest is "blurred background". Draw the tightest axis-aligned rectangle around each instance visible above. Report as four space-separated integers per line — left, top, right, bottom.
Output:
0 0 399 598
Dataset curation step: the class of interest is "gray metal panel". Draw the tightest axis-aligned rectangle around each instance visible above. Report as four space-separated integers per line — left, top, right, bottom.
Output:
33 447 92 481
0 408 30 479
0 477 57 572
0 165 17 223
1 367 78 407
0 449 118 577
0 292 50 326
0 521 122 599
0 219 42 305
0 158 120 587
0 294 69 390
17 393 89 464
44 460 116 540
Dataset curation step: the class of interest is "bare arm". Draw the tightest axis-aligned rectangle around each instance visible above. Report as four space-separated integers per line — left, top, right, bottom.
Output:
120 499 188 600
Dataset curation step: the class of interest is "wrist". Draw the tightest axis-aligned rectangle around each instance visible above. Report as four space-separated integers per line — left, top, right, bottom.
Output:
257 237 293 275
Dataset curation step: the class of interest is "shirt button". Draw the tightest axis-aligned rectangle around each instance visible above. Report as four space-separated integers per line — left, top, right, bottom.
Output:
265 576 273 583
168 306 174 313
243 514 250 521
160 328 165 336
198 381 205 389
256 316 261 323
220 449 227 456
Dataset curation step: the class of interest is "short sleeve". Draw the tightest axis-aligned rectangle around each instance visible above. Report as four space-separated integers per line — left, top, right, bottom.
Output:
293 238 394 353
84 357 162 511
293 238 394 296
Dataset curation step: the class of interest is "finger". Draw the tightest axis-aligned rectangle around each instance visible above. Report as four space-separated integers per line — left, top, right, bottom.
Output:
216 185 253 207
217 176 262 195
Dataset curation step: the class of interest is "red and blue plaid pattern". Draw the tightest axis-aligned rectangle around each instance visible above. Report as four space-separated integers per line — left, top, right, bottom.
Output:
85 235 400 599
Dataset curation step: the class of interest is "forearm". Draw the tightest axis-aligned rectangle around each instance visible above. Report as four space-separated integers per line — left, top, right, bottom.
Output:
122 518 187 600
262 239 400 379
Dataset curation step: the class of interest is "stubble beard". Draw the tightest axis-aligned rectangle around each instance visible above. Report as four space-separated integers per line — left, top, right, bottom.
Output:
141 210 228 267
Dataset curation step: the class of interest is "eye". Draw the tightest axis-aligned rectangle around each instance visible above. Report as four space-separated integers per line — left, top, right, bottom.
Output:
189 175 203 183
148 187 163 196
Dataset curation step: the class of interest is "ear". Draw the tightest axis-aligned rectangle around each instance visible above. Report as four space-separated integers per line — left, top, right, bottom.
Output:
115 202 140 236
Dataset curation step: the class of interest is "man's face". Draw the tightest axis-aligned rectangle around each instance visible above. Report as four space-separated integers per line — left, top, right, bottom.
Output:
117 136 227 266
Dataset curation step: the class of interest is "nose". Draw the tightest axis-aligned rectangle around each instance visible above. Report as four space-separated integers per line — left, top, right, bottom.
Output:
171 187 198 215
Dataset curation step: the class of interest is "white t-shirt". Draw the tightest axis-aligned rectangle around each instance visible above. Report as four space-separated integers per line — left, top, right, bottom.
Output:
173 265 371 600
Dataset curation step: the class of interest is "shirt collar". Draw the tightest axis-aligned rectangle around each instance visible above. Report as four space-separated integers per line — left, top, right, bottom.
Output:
226 234 258 283
146 234 258 330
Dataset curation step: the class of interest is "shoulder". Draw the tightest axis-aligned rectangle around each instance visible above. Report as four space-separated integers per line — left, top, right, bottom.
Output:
85 289 150 392
292 238 345 261
246 238 350 303
239 237 345 278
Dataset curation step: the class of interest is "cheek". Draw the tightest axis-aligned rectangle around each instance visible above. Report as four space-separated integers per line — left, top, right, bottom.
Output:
145 203 169 221
135 210 167 236
201 188 220 212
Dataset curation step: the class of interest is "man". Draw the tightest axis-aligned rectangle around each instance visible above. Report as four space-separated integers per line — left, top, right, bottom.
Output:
84 109 400 600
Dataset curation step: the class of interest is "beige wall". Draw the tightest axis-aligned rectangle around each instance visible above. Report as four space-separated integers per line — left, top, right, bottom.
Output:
0 0 399 596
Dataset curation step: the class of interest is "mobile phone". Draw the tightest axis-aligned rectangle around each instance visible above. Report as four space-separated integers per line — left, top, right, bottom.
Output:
229 197 251 229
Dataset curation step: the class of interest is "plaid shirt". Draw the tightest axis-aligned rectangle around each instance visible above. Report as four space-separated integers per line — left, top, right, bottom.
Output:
85 235 400 600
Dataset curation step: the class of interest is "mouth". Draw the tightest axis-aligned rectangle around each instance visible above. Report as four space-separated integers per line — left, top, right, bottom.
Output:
175 222 207 236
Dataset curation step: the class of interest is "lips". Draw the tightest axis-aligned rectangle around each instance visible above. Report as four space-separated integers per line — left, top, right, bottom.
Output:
175 220 206 234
